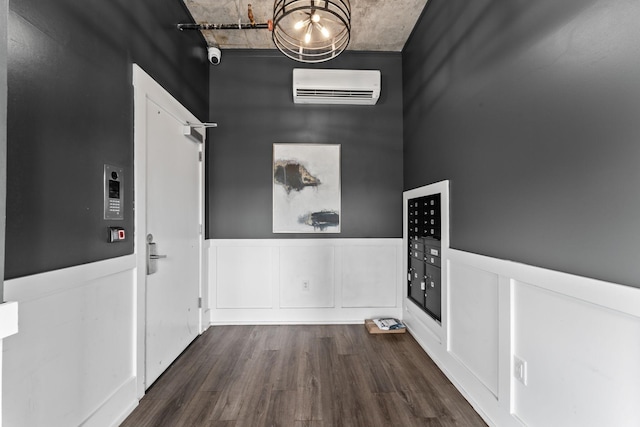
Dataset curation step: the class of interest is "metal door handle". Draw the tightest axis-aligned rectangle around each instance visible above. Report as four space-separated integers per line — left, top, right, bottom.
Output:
149 254 167 259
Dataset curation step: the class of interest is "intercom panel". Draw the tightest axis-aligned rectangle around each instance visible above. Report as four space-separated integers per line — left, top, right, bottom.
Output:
104 164 124 220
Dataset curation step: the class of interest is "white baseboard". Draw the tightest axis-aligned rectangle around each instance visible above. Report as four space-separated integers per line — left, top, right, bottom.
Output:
81 377 138 427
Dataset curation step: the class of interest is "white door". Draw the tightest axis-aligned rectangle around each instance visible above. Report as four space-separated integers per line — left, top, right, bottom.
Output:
144 98 202 387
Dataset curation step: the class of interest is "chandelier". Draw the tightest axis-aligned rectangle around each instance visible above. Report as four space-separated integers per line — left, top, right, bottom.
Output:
177 1 352 64
272 0 351 63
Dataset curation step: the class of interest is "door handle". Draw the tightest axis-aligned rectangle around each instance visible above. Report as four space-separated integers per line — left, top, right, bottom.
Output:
147 235 166 275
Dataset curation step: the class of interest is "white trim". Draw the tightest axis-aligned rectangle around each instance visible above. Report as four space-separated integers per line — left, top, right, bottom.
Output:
0 302 18 340
402 180 450 342
205 238 402 247
4 255 135 303
447 248 640 317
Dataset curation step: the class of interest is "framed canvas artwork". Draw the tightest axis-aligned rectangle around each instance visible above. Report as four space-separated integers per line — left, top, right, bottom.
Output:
273 143 341 233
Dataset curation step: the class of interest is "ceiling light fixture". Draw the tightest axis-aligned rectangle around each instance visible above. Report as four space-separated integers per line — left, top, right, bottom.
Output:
272 0 351 63
177 2 351 64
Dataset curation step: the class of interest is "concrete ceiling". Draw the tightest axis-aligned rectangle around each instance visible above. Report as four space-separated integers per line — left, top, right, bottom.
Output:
182 0 428 52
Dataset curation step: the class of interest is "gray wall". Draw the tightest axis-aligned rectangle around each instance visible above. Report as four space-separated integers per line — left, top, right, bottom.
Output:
207 50 404 239
6 0 208 279
403 0 640 288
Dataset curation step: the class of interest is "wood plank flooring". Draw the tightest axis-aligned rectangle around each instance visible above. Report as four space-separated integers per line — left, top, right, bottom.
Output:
121 325 487 427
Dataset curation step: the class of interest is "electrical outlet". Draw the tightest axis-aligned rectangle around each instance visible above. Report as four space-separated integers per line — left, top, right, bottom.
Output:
513 356 528 385
302 280 310 291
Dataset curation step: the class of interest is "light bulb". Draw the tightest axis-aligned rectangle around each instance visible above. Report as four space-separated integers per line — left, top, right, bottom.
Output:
319 24 330 38
304 23 313 43
311 13 320 23
294 20 306 30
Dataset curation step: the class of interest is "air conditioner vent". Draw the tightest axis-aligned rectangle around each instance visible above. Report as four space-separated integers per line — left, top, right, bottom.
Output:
295 89 375 99
293 69 381 105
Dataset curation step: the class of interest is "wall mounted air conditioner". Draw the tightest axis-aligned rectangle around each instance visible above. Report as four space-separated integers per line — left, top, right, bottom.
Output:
293 68 381 105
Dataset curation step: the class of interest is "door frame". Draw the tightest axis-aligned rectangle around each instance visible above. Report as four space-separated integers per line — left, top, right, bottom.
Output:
132 64 206 397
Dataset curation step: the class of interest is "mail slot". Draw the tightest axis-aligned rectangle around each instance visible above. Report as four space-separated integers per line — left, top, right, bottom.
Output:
408 258 426 306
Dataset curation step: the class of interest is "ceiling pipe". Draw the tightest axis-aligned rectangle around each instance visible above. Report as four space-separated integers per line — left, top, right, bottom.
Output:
177 22 273 31
177 3 273 32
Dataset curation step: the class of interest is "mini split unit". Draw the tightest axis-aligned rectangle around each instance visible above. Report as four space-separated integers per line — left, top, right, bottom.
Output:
292 69 381 105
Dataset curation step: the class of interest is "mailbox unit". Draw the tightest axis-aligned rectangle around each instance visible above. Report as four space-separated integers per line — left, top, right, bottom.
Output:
407 194 443 321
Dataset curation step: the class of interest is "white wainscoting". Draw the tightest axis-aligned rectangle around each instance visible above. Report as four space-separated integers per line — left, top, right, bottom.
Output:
206 239 403 324
404 248 640 427
0 301 19 427
2 256 138 427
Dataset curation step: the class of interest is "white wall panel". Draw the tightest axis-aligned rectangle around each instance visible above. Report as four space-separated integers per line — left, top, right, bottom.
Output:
2 256 137 427
448 262 499 396
0 302 19 427
280 246 335 308
513 281 640 427
405 247 640 427
342 245 398 308
207 239 403 324
215 246 273 309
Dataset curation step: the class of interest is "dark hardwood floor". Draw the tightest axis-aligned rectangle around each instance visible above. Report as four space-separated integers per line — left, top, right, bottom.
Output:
121 325 487 427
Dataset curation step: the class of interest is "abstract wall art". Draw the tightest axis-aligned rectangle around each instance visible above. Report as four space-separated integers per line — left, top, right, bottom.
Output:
273 143 341 233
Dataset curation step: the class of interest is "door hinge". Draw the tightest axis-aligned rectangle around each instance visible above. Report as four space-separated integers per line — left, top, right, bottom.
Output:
198 297 202 308
198 151 203 162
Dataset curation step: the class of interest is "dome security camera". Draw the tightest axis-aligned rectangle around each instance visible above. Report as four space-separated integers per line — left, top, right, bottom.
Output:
207 47 221 65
